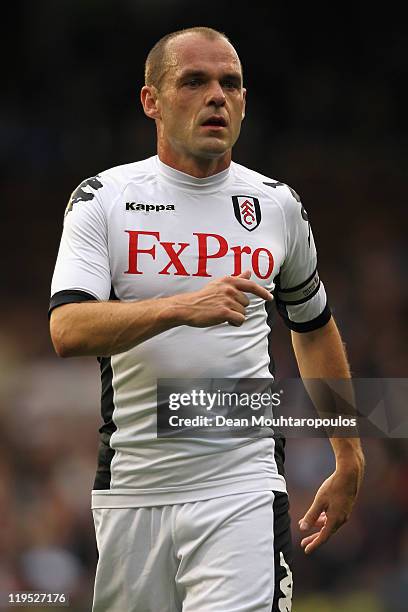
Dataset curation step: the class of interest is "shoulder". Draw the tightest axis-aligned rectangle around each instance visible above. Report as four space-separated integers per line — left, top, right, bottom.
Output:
66 157 157 215
97 156 157 193
231 161 298 201
231 161 301 215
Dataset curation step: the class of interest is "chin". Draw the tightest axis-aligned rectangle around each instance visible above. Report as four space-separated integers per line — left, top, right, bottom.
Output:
195 142 230 159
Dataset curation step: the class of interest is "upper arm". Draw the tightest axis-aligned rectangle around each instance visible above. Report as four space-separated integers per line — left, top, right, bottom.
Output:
275 186 331 333
49 176 111 319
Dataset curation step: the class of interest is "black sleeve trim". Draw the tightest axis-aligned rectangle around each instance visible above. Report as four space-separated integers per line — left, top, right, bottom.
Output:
275 266 320 305
48 289 97 319
285 302 332 333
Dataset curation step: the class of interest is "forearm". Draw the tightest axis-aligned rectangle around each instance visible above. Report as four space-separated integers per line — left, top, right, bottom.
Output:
291 317 365 472
50 272 274 358
291 316 350 379
50 297 182 357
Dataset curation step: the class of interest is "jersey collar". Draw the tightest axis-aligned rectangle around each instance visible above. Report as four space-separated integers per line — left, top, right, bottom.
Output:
156 156 232 192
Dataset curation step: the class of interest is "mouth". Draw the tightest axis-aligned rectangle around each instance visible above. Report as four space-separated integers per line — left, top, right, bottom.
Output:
201 115 227 128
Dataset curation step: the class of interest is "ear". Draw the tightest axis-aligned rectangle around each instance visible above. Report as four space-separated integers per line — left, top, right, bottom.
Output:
140 85 161 120
241 88 247 120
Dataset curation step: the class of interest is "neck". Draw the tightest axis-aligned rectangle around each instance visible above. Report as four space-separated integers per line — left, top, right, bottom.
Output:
157 143 231 178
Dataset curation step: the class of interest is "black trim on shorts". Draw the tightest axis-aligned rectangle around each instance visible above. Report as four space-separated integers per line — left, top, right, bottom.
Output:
272 492 293 611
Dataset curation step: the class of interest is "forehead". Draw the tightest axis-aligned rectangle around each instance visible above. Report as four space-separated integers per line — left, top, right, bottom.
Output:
166 34 242 78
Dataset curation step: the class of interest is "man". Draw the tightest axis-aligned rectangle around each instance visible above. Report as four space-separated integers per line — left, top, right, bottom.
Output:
49 27 364 612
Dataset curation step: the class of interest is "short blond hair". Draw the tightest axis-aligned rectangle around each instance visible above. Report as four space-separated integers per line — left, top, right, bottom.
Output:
144 27 241 89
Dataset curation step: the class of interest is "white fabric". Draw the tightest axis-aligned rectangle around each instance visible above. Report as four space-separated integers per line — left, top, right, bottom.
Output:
92 491 279 612
51 156 328 504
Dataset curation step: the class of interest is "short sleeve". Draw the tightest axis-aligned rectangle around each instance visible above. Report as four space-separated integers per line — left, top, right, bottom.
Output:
274 186 331 332
49 176 111 316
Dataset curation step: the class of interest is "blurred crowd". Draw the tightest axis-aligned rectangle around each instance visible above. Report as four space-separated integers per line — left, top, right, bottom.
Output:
1 1 407 610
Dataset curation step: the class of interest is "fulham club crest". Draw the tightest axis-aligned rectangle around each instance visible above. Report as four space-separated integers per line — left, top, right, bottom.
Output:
232 195 261 231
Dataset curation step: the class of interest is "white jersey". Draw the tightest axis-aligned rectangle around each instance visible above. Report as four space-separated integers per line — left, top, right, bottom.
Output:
50 156 330 508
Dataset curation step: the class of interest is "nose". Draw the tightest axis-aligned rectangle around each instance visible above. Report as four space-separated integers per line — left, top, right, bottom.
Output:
206 80 226 107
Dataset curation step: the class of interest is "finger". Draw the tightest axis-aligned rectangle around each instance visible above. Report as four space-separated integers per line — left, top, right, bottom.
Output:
231 278 273 302
220 282 250 306
237 270 252 279
299 499 327 531
228 301 246 316
315 514 327 529
226 311 246 327
300 533 319 548
303 517 340 554
304 529 331 554
323 513 345 536
298 512 326 531
231 290 250 307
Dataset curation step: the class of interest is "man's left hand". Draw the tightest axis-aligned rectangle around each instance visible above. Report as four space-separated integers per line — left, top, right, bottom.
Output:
298 461 364 554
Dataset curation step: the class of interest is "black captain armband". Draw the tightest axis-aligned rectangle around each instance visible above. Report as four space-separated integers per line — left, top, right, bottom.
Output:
274 268 332 332
275 267 320 306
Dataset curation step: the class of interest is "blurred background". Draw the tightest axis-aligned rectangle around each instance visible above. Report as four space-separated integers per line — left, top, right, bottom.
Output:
1 1 407 610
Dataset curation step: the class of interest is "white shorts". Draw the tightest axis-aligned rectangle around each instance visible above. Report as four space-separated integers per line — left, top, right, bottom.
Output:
92 490 293 612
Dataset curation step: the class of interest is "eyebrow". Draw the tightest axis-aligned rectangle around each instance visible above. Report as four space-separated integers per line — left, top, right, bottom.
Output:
177 70 242 86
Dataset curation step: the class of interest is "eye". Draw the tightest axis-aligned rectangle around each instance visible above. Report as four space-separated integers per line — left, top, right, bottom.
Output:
222 79 240 90
184 78 203 88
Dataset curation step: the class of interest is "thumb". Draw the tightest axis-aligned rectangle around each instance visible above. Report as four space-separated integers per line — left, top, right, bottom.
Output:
237 270 252 279
299 497 326 531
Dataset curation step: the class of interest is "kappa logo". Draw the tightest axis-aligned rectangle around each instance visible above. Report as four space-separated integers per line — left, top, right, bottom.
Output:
125 202 175 212
232 195 261 231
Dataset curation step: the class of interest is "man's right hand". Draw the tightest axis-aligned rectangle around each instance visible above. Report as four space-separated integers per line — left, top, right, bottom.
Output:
172 270 273 328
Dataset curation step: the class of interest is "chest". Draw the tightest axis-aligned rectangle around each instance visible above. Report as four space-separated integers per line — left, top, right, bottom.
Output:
107 184 286 300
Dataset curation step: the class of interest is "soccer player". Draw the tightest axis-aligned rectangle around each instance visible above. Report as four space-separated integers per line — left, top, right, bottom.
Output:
49 27 364 612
